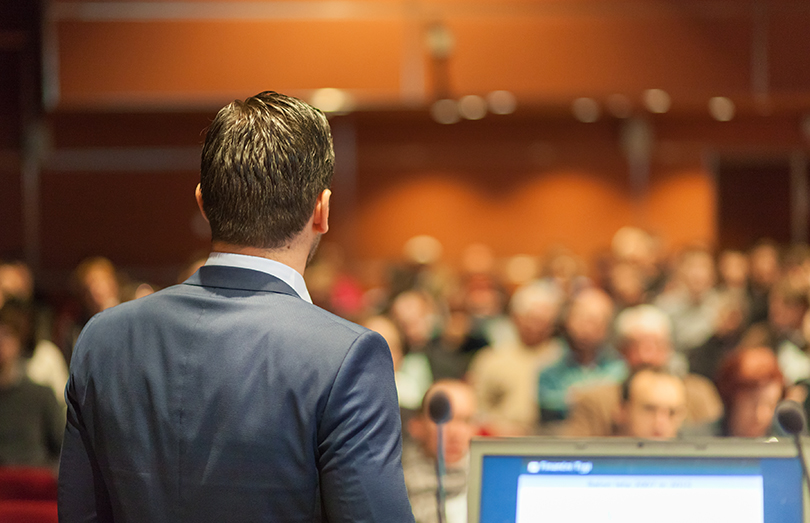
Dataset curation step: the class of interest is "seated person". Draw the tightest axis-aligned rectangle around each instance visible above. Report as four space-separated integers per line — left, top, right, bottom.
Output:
741 277 810 385
467 281 564 436
707 345 784 437
403 380 478 523
363 314 432 412
0 302 64 467
654 246 722 355
537 288 626 424
561 305 722 436
614 367 687 439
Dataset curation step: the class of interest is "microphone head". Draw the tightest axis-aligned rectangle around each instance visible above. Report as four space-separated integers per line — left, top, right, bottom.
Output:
427 390 453 425
776 400 807 436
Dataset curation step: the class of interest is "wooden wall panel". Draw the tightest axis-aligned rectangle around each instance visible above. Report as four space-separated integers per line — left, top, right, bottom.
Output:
769 9 810 93
51 1 810 110
56 19 407 107
448 14 752 100
38 170 207 271
646 167 716 252
0 167 24 257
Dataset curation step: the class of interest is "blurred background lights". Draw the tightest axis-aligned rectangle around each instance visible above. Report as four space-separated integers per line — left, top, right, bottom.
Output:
606 94 633 118
708 96 735 122
458 94 487 120
310 88 352 113
403 235 443 265
571 97 600 123
487 90 517 115
504 255 540 286
642 89 671 114
431 98 460 124
425 21 455 59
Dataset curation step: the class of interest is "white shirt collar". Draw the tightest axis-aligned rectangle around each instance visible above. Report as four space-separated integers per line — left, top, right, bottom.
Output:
204 252 312 303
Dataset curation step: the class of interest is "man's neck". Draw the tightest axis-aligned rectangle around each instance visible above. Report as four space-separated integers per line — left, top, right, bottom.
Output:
211 241 306 275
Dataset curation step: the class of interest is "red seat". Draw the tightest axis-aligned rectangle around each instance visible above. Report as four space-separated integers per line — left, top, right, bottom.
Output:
0 468 58 501
0 500 58 523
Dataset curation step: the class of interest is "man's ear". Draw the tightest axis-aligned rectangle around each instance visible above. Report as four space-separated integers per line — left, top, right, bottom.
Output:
313 189 331 234
195 183 209 223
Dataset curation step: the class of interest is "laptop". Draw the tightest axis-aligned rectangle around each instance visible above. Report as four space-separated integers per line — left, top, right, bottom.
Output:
467 437 807 523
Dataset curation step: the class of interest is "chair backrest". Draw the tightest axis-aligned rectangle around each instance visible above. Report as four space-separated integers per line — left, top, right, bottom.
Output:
0 468 58 501
0 500 59 523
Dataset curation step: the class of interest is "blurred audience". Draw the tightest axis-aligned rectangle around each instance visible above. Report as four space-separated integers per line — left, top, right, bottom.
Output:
688 291 749 382
561 305 721 437
0 260 67 405
363 314 432 412
0 260 35 308
606 261 648 313
654 247 721 356
55 256 122 362
747 240 781 325
0 302 63 468
73 257 122 316
741 277 810 384
614 367 687 439
467 281 564 436
8 227 810 464
537 287 625 425
717 249 749 297
707 346 784 437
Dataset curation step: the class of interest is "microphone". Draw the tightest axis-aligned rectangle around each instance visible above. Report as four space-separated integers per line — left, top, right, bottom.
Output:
428 391 452 523
777 400 807 435
428 390 452 425
775 400 810 500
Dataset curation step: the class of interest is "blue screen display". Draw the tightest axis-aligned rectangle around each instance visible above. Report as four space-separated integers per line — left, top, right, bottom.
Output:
479 455 802 523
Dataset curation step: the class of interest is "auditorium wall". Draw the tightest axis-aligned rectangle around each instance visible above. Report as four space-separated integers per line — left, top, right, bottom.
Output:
31 109 729 289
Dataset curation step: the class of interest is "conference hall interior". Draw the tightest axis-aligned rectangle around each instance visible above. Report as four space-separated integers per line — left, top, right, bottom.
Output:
3 1 810 522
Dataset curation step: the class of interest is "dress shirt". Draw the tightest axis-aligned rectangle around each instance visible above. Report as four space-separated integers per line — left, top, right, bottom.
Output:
204 251 312 303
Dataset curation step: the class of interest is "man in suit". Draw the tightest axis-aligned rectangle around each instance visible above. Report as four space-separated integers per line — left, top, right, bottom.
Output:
58 92 415 522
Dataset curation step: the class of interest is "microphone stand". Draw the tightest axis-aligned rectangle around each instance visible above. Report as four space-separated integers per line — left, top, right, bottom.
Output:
793 433 810 496
436 423 446 523
776 400 810 501
428 390 451 523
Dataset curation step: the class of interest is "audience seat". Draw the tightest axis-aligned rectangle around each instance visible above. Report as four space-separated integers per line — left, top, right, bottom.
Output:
0 468 58 501
0 500 58 523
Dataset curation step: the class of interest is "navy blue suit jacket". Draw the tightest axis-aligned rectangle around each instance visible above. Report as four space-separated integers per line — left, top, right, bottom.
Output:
58 266 415 523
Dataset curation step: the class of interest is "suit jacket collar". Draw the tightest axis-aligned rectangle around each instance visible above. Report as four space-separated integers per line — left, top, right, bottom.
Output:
183 265 300 298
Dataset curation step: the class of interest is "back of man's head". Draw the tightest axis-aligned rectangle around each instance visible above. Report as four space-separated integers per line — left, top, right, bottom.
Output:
200 91 334 249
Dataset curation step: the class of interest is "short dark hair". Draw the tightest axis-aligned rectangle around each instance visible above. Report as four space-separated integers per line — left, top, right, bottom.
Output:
200 91 334 248
715 346 784 412
620 365 680 403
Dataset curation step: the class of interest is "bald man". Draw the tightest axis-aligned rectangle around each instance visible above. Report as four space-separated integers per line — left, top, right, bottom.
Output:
615 367 687 439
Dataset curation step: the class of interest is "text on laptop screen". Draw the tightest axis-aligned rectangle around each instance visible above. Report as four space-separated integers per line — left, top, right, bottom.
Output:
479 455 802 523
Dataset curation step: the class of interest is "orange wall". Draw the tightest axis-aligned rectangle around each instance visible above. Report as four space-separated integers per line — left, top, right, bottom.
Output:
30 109 728 286
51 1 810 108
326 112 719 273
8 102 804 293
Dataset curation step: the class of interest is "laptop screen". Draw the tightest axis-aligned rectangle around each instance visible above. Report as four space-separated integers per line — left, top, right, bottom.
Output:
468 438 805 523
